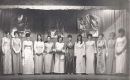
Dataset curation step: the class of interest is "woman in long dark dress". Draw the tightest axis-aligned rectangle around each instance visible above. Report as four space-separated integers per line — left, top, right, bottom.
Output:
65 35 74 74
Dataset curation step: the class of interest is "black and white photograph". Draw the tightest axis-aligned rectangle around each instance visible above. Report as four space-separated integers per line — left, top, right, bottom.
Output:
0 0 129 80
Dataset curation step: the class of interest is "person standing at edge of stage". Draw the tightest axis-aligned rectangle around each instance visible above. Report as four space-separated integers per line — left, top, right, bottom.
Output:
115 28 127 74
74 34 86 74
2 32 12 74
22 33 34 74
12 31 22 75
65 34 75 74
85 34 97 74
34 34 44 75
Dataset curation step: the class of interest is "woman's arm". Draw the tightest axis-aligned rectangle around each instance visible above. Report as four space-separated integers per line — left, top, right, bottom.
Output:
34 41 37 54
120 37 127 54
17 39 22 53
105 39 108 57
2 38 5 54
74 43 77 57
94 41 97 54
22 41 25 58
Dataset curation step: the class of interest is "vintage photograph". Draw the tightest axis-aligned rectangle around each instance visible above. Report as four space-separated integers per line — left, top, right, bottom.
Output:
0 0 129 80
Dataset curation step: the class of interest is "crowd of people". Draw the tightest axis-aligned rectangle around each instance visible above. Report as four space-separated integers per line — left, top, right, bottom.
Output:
1 28 127 75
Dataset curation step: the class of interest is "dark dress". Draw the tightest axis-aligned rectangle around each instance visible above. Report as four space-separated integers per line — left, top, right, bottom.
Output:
65 41 75 74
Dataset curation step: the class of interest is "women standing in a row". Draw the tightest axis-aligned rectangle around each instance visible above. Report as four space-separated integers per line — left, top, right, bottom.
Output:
44 36 54 73
12 31 22 75
96 34 107 74
65 35 75 74
2 32 12 74
54 36 65 73
34 34 44 74
85 34 96 74
22 33 34 74
74 35 85 74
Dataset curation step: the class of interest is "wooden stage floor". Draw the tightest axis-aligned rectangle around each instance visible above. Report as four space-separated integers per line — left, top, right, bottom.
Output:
0 74 129 80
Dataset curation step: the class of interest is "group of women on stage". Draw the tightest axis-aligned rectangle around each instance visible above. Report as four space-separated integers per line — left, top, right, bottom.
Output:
2 28 127 75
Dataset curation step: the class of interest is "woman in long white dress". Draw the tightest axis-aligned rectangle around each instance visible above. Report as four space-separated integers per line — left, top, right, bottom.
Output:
12 31 21 75
54 36 65 73
96 34 108 74
106 32 116 74
85 34 97 74
115 28 127 74
22 33 34 74
44 36 54 73
74 34 85 74
2 32 12 74
34 34 44 74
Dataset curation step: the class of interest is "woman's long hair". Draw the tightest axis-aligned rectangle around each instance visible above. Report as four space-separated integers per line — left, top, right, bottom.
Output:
77 34 83 44
57 36 63 42
37 34 42 41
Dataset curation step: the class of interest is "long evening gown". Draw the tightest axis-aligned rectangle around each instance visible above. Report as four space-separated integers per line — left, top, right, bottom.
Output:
44 42 54 73
85 40 96 74
96 39 107 74
34 41 44 74
54 42 65 73
106 39 115 74
65 41 74 74
12 38 21 74
22 40 34 74
115 36 127 73
74 41 85 74
2 37 12 74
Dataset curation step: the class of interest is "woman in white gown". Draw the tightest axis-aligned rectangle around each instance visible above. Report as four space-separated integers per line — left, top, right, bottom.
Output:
115 28 127 74
22 33 34 74
2 32 12 74
44 36 54 73
96 34 108 74
34 34 44 74
12 31 21 75
74 34 85 74
85 34 97 74
106 32 116 74
54 36 65 73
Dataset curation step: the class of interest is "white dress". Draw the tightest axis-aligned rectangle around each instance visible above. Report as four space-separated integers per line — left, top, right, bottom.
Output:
85 40 96 74
74 41 85 73
12 38 21 74
34 41 44 74
54 42 65 73
22 40 34 74
115 36 127 73
44 42 54 73
96 39 107 74
2 37 12 74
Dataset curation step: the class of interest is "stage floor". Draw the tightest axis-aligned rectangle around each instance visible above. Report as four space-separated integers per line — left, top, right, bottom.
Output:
0 74 129 80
